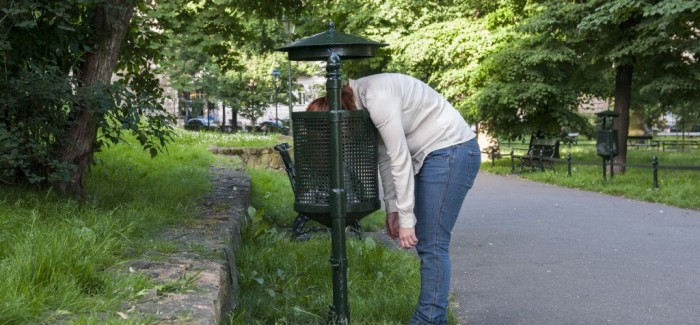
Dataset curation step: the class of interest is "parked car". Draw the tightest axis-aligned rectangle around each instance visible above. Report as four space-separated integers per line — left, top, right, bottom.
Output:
185 117 216 131
257 120 289 135
187 118 209 126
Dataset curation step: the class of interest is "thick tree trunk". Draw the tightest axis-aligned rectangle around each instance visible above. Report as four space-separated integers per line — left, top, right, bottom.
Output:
55 1 134 198
613 64 633 174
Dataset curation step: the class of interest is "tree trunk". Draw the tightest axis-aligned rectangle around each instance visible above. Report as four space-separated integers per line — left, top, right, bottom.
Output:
55 1 134 198
232 108 239 133
613 64 633 174
222 101 227 130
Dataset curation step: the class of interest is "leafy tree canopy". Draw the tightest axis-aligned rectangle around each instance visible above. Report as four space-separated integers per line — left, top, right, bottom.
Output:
474 0 699 140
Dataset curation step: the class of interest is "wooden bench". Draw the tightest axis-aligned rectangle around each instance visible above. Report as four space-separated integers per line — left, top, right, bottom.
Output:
627 135 658 150
515 138 560 172
561 132 579 146
655 139 700 151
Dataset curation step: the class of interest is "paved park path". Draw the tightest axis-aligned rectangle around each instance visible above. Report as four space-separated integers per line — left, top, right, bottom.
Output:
450 172 700 325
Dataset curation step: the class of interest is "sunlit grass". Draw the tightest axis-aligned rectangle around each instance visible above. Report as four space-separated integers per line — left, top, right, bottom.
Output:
0 131 219 324
0 127 455 324
0 128 396 324
229 208 425 325
174 129 287 149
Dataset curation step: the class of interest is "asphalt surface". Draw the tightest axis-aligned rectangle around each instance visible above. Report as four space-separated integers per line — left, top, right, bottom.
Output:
450 172 700 325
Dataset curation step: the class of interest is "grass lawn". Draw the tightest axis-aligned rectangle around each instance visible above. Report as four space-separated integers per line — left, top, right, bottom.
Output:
485 140 700 210
3 130 696 324
229 212 424 324
235 139 440 324
0 130 219 323
0 129 431 324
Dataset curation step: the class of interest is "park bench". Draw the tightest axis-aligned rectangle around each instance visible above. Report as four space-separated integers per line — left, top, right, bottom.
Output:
515 137 560 172
654 139 700 151
560 132 579 146
627 135 658 150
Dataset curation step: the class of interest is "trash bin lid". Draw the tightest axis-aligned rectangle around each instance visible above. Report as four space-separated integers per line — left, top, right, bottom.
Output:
277 23 387 61
595 111 619 118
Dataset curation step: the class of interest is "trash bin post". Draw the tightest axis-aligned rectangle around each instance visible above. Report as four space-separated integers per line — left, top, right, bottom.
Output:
595 111 620 181
326 52 350 324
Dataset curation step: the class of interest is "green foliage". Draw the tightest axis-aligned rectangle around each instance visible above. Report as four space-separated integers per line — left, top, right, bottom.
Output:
148 1 312 126
0 0 87 184
148 0 310 126
388 18 493 115
0 0 174 186
574 0 700 108
291 0 562 132
473 33 595 139
472 0 700 141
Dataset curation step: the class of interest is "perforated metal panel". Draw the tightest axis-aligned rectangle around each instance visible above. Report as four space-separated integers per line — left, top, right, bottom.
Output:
292 110 380 227
596 130 618 159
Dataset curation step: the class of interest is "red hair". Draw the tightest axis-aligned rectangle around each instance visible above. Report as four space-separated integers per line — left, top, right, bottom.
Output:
306 84 357 112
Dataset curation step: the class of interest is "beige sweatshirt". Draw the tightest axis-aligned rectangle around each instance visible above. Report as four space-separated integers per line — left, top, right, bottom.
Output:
348 73 476 228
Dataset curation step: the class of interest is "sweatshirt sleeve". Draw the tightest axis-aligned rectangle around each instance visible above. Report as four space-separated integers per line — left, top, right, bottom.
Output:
364 90 417 228
377 140 397 214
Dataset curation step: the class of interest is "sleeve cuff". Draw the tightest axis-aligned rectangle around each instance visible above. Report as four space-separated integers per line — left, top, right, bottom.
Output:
384 199 398 214
399 213 417 228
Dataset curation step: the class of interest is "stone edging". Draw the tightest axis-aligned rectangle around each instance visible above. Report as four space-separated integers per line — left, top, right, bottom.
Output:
210 147 288 171
124 164 250 324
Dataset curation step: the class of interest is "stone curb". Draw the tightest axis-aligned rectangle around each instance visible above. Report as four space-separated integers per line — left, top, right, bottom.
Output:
124 165 250 324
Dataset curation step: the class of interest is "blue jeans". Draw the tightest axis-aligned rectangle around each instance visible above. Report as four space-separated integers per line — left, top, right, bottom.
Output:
409 138 480 325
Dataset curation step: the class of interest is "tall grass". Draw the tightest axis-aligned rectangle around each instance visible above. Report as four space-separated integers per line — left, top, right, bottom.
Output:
0 201 152 323
0 128 453 323
230 208 424 325
236 167 457 324
0 129 269 324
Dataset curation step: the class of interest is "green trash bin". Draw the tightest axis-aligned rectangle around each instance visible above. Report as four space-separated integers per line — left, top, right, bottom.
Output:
595 111 620 160
292 109 381 227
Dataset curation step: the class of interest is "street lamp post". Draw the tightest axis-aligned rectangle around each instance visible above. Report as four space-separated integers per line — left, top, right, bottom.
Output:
248 79 256 127
282 16 296 135
271 68 281 127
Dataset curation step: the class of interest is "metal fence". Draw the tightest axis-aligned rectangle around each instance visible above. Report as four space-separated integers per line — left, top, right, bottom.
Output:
481 147 700 190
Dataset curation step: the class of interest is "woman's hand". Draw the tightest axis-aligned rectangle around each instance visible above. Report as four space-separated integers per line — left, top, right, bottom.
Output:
386 212 418 248
399 227 418 249
385 212 400 239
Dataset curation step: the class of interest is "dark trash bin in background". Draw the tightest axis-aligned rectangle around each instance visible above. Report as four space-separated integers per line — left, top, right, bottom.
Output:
595 110 619 180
